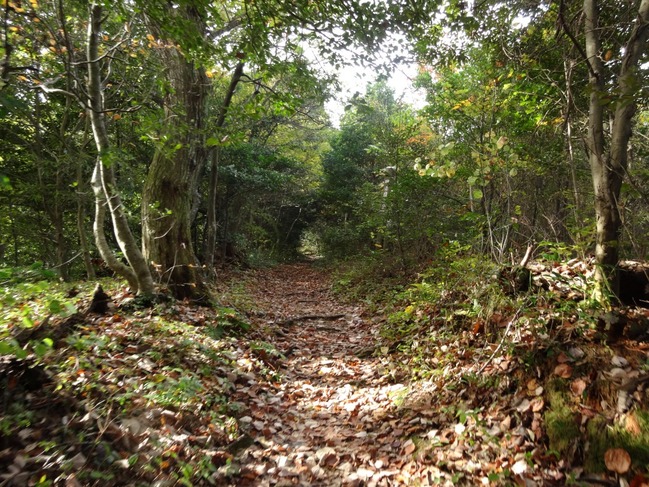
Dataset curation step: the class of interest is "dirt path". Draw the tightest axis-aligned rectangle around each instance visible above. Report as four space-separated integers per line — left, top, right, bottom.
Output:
228 263 425 486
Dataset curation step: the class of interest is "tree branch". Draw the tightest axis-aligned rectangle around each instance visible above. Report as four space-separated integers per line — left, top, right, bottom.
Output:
558 0 598 80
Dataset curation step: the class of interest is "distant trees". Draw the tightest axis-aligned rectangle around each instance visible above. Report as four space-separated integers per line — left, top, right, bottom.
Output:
315 81 455 268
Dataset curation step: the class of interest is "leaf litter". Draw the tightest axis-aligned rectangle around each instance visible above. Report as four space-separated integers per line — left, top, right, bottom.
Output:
2 261 649 485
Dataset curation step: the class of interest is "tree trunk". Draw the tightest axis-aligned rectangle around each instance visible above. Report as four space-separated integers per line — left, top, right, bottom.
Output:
90 162 137 289
204 147 221 271
583 0 649 300
141 28 210 301
87 3 154 295
203 62 244 269
76 164 96 280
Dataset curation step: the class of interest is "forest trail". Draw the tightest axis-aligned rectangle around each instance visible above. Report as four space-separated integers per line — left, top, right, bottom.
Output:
228 263 424 486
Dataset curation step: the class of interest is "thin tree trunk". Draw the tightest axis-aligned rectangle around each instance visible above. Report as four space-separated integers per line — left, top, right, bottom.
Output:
90 162 138 289
87 3 154 295
76 166 96 280
584 0 649 299
204 147 221 270
204 62 244 268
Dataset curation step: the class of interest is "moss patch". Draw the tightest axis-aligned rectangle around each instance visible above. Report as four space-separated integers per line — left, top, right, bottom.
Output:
544 387 580 459
586 411 649 473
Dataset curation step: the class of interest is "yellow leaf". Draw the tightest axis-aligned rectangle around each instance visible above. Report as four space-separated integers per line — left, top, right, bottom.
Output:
146 34 155 41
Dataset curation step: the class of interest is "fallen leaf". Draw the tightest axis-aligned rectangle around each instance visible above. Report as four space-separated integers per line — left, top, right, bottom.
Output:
531 397 545 412
626 413 642 437
605 448 631 474
554 363 573 379
516 399 531 413
612 356 629 367
568 347 585 360
402 439 416 455
315 446 338 467
570 378 587 396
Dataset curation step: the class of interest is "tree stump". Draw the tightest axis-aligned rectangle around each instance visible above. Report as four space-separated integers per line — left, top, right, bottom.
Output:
498 266 532 296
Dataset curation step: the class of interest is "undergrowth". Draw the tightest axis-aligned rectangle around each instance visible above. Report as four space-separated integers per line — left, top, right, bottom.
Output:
0 275 277 486
332 247 649 480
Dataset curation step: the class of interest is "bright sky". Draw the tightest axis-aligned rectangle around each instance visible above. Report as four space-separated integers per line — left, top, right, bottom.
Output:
324 61 427 126
302 35 427 127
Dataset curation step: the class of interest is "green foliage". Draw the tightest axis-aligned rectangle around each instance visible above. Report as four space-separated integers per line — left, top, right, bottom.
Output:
315 81 466 266
0 273 78 359
212 141 315 262
206 307 251 339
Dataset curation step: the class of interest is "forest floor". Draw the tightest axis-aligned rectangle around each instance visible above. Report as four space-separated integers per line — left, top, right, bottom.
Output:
226 262 426 486
2 260 649 486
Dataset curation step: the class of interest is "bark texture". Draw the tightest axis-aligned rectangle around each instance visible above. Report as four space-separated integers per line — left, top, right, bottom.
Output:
583 0 649 299
142 8 210 301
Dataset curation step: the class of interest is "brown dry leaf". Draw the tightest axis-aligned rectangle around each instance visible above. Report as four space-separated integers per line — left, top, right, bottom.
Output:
531 397 545 412
626 413 642 437
316 446 338 467
604 448 631 474
570 378 587 396
402 439 416 455
554 363 573 379
499 415 512 432
526 379 539 393
556 352 571 364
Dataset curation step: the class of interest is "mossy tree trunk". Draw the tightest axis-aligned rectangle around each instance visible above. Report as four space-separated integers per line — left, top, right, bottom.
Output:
141 6 211 301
